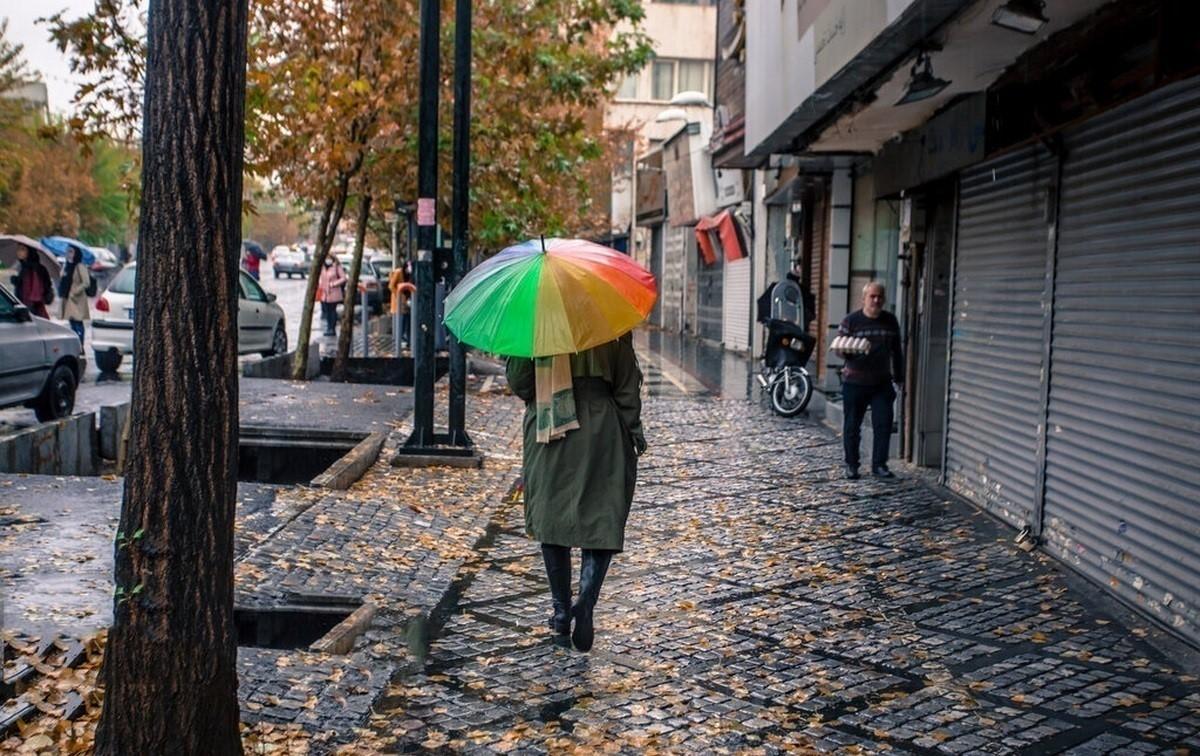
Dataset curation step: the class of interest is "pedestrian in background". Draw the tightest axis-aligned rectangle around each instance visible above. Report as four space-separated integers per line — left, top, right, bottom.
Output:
317 253 347 336
836 281 903 480
58 245 93 345
14 245 53 319
388 261 413 348
242 241 267 281
505 333 647 652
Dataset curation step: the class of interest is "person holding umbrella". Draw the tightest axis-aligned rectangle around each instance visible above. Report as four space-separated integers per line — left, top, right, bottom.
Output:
58 245 94 345
445 238 655 652
14 244 54 319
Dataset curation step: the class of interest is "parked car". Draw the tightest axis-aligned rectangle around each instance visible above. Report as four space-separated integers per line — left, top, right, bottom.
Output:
87 246 123 290
272 247 308 278
91 263 288 370
0 283 85 421
336 254 384 314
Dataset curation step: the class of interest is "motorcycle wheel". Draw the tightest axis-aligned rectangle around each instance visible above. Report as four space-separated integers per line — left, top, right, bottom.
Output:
771 367 812 417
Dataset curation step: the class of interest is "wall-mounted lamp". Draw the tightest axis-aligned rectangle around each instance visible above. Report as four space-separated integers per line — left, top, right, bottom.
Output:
895 51 951 106
991 0 1048 34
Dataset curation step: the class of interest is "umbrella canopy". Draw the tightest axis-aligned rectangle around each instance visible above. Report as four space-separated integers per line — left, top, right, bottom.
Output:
0 235 63 278
41 236 96 266
443 238 657 358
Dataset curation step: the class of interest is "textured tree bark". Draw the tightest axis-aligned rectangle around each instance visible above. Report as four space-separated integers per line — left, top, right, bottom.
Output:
94 0 247 753
292 179 350 380
332 194 372 381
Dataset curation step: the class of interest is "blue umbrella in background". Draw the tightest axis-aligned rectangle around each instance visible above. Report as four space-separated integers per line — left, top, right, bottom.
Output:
41 236 96 266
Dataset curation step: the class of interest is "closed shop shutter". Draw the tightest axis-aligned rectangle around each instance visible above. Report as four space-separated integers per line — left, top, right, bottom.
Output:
945 146 1056 530
696 253 723 342
661 226 686 331
1044 75 1200 644
649 225 664 327
723 257 751 351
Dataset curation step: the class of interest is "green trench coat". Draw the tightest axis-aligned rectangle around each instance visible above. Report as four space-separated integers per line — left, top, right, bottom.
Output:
506 334 646 551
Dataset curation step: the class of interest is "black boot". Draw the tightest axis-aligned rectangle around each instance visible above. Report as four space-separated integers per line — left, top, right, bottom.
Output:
541 544 572 636
571 549 614 652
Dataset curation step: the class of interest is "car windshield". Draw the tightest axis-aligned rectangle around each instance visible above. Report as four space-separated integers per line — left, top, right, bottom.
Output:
107 266 137 295
374 260 393 275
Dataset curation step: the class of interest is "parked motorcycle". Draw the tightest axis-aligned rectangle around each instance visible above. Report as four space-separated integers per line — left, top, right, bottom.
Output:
757 318 815 416
755 277 815 417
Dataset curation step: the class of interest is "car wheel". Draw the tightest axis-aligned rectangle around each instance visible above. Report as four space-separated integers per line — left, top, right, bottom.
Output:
34 364 77 422
263 324 288 357
274 270 281 279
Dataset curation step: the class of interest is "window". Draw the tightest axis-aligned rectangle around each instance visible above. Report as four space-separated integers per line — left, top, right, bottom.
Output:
0 288 16 319
616 72 639 100
651 60 675 101
107 265 137 295
239 273 267 302
678 60 710 97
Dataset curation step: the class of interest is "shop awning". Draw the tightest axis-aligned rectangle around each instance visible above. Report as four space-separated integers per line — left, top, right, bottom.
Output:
695 210 745 265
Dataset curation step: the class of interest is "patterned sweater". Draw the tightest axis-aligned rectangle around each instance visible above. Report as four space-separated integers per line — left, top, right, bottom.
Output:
837 309 903 386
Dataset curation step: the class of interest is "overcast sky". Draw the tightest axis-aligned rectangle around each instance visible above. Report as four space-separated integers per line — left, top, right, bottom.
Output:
5 1 97 115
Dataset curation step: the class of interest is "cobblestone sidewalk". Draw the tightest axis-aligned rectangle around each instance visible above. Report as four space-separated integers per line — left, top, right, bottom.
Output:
345 387 1199 754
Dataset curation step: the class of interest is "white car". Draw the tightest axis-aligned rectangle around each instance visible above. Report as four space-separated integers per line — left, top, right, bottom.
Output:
92 263 288 369
272 246 307 278
0 283 85 421
336 254 384 314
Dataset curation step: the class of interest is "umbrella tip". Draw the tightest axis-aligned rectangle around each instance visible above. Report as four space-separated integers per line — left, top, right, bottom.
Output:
539 235 546 254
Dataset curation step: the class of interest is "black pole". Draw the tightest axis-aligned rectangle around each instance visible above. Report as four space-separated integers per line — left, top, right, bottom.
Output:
447 0 472 447
406 0 440 449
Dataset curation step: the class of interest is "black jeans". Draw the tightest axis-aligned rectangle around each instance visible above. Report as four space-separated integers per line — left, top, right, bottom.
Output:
321 302 338 334
842 381 895 469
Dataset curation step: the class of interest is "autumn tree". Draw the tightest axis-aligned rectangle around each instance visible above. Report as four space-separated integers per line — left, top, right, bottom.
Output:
51 0 651 377
0 21 133 242
94 0 248 752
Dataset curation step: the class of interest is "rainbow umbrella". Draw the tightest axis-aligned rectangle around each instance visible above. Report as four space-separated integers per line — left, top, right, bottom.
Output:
443 238 657 357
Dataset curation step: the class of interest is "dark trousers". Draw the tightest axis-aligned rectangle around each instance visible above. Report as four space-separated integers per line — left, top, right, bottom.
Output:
68 319 85 346
321 302 338 334
842 381 895 468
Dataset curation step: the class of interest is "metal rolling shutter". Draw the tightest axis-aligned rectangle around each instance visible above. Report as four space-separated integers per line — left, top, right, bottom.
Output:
945 146 1056 529
696 259 723 342
722 257 751 351
1043 76 1200 645
661 226 686 331
649 225 664 326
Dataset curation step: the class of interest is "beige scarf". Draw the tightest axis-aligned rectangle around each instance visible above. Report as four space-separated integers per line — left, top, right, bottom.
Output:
534 354 579 444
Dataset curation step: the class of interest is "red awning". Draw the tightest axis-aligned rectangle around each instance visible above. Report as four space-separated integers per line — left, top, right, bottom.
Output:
694 210 745 265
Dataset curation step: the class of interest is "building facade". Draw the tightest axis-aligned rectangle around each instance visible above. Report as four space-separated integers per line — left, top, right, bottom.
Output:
705 0 1200 647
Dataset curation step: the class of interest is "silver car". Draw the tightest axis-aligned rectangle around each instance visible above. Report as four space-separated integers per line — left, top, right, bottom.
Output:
92 263 288 370
0 283 85 421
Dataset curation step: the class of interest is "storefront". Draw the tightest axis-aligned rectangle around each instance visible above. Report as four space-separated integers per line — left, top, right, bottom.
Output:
942 75 1200 645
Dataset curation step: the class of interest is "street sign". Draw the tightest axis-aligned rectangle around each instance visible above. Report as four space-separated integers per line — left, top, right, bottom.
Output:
417 198 436 227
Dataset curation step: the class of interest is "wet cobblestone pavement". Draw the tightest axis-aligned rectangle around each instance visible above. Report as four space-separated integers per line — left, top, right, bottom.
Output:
346 380 1199 753
3 355 1198 753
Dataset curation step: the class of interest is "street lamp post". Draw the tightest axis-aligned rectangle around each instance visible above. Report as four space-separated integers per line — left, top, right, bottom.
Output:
447 0 473 448
405 0 440 449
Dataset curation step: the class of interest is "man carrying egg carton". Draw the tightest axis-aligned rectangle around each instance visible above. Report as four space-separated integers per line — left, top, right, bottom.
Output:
831 282 904 480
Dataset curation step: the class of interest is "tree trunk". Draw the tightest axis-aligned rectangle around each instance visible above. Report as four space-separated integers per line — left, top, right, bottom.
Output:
332 194 371 381
291 181 350 380
95 0 247 753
